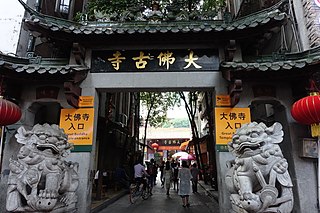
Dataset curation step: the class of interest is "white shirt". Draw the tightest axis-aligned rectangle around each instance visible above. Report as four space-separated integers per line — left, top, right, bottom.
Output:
94 170 99 179
134 163 147 178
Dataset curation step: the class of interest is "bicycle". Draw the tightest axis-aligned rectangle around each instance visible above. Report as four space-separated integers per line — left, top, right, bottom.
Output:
129 177 151 204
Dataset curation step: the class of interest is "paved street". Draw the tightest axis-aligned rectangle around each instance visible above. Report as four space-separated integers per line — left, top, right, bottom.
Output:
97 180 219 213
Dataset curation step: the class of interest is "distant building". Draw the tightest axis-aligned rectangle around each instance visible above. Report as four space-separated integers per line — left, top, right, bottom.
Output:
142 127 191 160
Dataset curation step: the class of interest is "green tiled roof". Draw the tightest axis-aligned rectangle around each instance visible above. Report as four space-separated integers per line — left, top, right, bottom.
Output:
20 0 287 36
0 52 88 75
221 46 320 71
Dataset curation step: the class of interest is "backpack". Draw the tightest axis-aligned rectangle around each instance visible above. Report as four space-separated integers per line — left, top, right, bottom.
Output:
147 163 157 175
147 164 154 175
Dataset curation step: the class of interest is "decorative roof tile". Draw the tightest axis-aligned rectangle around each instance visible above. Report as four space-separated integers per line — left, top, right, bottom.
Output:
221 46 320 72
0 52 88 75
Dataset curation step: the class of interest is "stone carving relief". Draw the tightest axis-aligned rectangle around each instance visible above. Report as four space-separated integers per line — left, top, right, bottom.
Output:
225 122 293 213
6 124 79 212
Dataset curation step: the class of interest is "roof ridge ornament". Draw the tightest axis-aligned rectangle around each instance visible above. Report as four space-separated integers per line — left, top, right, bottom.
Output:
26 52 42 64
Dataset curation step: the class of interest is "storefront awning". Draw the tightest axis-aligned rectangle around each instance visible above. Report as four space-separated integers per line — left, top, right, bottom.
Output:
187 135 209 147
180 140 190 150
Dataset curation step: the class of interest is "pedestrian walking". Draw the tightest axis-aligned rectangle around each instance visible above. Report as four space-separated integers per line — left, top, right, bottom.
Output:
190 162 200 193
146 158 157 195
153 160 159 185
163 161 173 195
159 161 165 187
134 159 149 191
94 170 99 191
171 159 179 191
178 160 192 207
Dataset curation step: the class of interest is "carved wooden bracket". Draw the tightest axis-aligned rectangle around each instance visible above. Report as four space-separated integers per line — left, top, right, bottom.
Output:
64 71 88 108
72 43 86 65
229 79 243 107
64 82 80 108
225 40 236 62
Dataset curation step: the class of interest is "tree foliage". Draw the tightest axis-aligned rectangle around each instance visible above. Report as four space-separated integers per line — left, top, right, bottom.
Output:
87 0 134 13
179 91 199 138
162 118 190 128
202 0 226 11
179 91 204 172
86 0 224 12
140 92 180 148
140 92 180 128
82 0 226 20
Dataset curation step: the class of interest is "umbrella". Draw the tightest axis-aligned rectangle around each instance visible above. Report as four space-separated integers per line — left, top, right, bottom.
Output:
180 153 195 160
172 152 195 160
172 151 188 158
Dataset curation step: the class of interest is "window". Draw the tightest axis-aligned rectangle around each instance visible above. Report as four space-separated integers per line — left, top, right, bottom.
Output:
55 0 70 14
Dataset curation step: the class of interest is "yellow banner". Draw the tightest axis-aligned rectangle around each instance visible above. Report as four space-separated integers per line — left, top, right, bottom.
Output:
215 107 251 145
60 108 94 145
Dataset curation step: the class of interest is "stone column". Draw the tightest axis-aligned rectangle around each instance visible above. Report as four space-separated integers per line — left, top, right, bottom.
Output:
66 87 99 213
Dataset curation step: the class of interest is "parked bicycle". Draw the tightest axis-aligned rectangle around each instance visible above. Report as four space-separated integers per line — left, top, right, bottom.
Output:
129 177 151 204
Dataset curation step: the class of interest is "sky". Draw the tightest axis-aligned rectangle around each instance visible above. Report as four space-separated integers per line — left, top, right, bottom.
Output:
140 97 188 119
0 1 26 54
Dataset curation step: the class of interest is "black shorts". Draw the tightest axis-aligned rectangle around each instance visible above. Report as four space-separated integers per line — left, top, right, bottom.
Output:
135 177 143 183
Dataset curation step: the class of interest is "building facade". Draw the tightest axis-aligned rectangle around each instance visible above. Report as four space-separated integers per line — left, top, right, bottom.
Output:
0 0 319 212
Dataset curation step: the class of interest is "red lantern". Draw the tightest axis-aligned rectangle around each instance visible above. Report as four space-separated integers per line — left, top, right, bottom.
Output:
291 92 320 137
151 142 159 150
0 96 22 126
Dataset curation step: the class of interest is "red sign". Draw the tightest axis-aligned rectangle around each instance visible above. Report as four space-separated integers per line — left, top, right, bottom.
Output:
158 146 180 151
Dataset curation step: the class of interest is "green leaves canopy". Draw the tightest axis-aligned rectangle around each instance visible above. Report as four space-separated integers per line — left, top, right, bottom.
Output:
140 92 180 128
85 0 226 19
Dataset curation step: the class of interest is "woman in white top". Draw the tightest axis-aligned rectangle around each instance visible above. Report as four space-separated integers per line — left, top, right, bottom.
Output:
178 160 192 207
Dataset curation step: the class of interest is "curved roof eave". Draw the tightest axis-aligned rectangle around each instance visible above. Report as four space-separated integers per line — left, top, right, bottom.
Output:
0 52 88 76
221 46 320 72
19 0 287 38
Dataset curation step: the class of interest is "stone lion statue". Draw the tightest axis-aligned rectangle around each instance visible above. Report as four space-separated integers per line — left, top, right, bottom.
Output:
225 122 293 213
6 123 79 212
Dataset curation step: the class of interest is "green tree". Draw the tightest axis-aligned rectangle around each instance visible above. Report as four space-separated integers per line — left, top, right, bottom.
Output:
172 118 190 128
202 0 226 11
140 92 180 148
179 91 203 172
82 0 227 21
162 118 190 128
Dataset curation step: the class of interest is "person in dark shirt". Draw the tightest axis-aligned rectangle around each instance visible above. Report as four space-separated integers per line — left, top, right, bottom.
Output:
190 163 200 193
171 159 179 191
146 158 157 195
159 161 165 187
